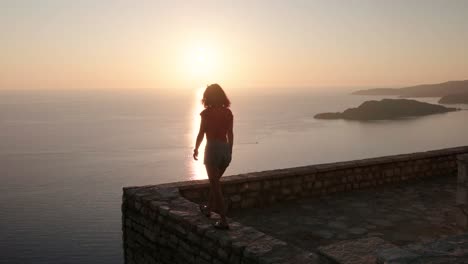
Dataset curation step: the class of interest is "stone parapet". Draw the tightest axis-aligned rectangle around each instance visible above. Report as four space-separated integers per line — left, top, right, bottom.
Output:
179 146 468 210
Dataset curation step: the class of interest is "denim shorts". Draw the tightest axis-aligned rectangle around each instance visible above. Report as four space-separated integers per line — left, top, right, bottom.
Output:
204 141 232 169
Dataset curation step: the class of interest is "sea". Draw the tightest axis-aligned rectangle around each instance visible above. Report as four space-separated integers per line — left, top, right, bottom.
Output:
1 88 467 264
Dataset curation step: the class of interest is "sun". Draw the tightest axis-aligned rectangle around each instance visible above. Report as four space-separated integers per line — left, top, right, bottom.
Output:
184 44 218 80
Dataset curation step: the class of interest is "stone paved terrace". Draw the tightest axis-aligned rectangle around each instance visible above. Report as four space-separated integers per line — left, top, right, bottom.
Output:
230 176 466 263
230 176 463 250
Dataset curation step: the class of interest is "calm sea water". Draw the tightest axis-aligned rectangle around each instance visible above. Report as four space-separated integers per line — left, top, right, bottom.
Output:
1 89 467 264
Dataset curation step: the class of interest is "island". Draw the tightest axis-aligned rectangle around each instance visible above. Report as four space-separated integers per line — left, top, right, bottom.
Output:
439 93 468 104
314 99 457 120
353 80 468 97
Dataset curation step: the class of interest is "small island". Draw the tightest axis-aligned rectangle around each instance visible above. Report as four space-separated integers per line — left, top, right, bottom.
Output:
439 93 468 104
314 99 457 120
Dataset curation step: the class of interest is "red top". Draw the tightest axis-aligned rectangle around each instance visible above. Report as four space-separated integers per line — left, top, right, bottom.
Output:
200 107 233 143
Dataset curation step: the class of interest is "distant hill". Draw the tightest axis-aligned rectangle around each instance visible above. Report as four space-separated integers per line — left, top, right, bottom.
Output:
353 80 468 97
439 93 468 104
314 99 457 120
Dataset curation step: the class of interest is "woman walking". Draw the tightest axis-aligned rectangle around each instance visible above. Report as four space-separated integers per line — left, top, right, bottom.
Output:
193 84 233 229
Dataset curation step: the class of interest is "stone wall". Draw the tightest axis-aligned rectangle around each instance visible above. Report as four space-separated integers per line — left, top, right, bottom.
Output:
122 146 468 264
180 146 468 210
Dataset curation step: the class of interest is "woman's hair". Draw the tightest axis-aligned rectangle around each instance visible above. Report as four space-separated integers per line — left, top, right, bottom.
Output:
202 83 231 108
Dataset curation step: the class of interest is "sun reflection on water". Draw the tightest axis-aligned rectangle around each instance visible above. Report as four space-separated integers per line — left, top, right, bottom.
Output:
190 87 207 180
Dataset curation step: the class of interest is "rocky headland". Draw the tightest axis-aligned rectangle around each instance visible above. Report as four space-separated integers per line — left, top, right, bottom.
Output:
353 80 468 98
314 99 457 120
439 93 468 104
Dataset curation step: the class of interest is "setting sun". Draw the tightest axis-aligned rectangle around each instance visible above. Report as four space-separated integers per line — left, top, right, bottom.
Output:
185 46 216 80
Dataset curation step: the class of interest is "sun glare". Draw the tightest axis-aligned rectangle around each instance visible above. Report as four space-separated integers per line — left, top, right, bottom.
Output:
183 42 219 81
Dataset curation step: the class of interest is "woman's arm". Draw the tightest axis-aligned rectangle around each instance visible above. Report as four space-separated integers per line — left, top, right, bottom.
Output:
193 118 206 160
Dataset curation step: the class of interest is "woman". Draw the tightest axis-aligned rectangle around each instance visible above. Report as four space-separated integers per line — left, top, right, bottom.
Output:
193 83 233 229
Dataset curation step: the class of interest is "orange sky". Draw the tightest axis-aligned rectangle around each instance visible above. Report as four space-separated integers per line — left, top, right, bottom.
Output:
1 1 468 92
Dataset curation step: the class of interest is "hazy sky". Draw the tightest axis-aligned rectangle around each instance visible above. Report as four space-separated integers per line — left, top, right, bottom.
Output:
1 0 468 91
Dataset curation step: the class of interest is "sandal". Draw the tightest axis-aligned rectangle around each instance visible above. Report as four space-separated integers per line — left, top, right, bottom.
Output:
199 204 211 218
213 220 230 230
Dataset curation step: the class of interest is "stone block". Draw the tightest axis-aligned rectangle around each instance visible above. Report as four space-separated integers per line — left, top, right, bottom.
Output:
183 191 201 201
292 185 302 194
305 182 314 189
262 181 271 189
224 185 238 194
200 237 215 254
314 181 323 189
292 176 303 185
241 198 256 208
230 195 242 203
179 239 194 253
281 178 293 186
269 196 277 203
143 228 157 242
304 174 316 182
360 182 370 188
243 236 287 262
217 247 230 261
186 231 200 244
271 180 281 187
231 202 241 209
336 184 345 192
195 256 211 264
229 254 241 264
213 258 224 264
199 251 211 261
134 201 142 211
457 186 467 205
319 237 396 264
455 208 468 229
459 157 468 184
384 169 393 177
239 182 250 193
249 181 261 191
376 247 419 264
125 218 133 228
133 223 144 234
281 187 292 195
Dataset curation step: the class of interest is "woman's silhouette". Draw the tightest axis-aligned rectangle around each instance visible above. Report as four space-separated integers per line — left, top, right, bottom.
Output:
193 84 233 229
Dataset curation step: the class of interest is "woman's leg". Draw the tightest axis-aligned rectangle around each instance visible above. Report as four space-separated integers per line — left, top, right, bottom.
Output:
206 165 228 224
206 165 228 214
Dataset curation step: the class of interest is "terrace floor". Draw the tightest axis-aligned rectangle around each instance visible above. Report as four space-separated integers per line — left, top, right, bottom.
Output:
229 176 464 253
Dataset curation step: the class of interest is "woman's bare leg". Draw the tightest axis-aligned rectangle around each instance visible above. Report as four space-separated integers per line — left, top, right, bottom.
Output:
206 165 228 224
206 165 228 214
